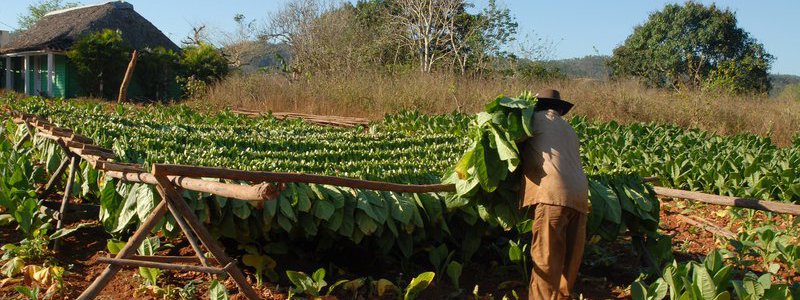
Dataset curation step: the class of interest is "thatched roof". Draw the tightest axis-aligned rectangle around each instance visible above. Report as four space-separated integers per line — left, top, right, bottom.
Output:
0 1 179 54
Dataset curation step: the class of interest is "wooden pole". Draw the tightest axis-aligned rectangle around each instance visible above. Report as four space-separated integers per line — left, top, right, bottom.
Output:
95 257 228 274
653 186 800 216
152 164 457 193
125 255 219 265
104 171 278 201
674 214 736 240
118 50 138 103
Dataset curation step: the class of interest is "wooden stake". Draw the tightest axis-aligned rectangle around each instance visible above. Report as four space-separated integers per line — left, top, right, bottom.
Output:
53 155 79 251
118 50 138 103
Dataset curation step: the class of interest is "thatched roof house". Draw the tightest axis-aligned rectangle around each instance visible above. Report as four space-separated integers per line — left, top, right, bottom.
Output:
0 1 178 98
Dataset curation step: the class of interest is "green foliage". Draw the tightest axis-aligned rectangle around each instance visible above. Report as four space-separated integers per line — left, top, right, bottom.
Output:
286 268 333 297
404 271 435 300
135 47 181 101
207 279 230 300
510 59 565 81
136 236 162 286
15 286 41 300
442 92 537 228
17 0 81 30
633 249 733 300
609 2 773 93
242 253 278 287
179 43 229 90
67 29 131 99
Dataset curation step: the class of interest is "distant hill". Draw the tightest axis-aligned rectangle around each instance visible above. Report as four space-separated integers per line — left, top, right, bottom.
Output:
545 55 799 97
223 41 291 74
543 55 611 80
769 74 800 96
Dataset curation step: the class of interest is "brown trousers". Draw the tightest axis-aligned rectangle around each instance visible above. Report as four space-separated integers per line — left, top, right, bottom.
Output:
529 204 587 300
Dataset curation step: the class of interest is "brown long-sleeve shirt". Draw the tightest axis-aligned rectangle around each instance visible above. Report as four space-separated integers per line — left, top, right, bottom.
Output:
520 109 589 213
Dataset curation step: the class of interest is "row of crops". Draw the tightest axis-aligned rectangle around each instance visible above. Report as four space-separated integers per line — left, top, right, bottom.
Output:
377 111 800 203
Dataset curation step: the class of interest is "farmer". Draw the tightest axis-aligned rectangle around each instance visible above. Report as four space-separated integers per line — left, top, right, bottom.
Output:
520 89 588 299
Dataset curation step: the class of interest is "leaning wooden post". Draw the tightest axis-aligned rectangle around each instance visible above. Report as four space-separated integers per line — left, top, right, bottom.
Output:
53 155 79 251
77 200 170 300
117 50 138 103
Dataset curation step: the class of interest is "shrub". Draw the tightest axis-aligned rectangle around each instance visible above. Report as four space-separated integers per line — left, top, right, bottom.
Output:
135 47 180 101
67 29 130 99
180 43 229 84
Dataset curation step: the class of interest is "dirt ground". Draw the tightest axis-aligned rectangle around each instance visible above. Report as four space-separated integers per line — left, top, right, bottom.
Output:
1 199 796 299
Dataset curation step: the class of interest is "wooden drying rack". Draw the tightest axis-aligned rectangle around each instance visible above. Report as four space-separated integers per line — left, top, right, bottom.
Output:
5 109 799 299
6 109 454 299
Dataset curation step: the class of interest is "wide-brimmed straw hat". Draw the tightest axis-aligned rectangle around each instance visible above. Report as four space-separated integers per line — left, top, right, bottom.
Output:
535 89 574 115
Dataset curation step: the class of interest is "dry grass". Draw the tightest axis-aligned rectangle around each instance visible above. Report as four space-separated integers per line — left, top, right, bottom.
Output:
192 71 800 146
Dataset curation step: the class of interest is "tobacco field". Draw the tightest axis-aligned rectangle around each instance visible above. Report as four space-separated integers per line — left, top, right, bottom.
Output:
0 95 799 299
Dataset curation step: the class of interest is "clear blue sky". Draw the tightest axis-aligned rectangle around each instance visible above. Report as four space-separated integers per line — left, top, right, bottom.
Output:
1 0 798 75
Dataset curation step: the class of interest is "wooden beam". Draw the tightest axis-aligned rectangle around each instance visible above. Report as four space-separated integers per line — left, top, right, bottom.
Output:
93 161 144 173
154 184 212 267
68 147 116 159
674 214 736 240
125 255 219 265
653 186 800 216
95 257 227 275
104 171 279 201
152 164 457 193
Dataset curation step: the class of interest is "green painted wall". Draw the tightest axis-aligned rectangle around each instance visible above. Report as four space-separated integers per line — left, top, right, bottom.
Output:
12 57 23 92
39 56 48 95
53 55 72 98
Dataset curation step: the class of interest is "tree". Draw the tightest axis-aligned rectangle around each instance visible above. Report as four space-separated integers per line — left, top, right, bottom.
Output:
18 0 81 30
608 2 773 93
462 0 517 75
67 29 130 98
182 24 210 47
219 14 259 69
262 0 324 73
178 43 230 97
391 0 463 73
